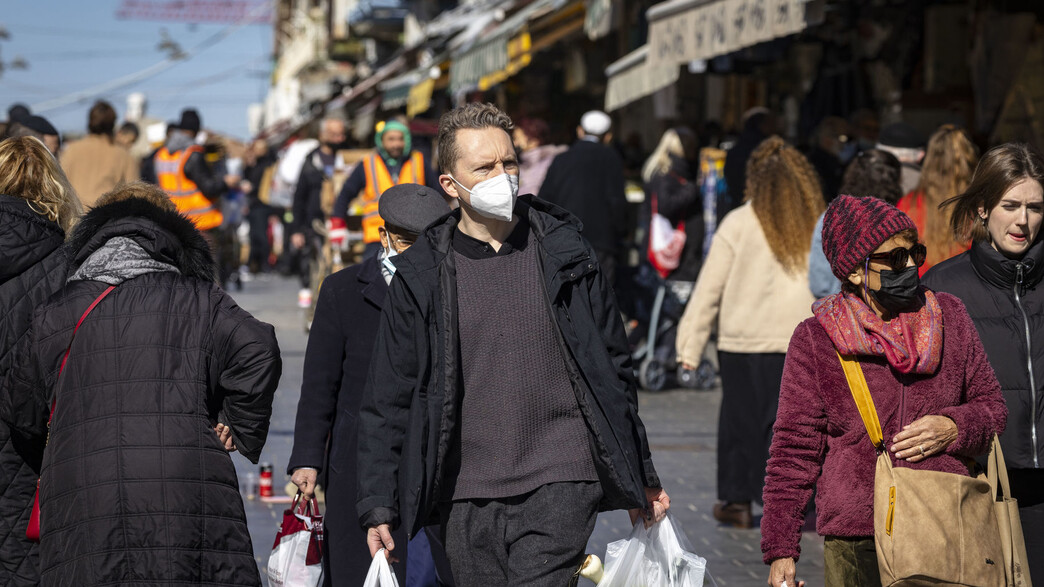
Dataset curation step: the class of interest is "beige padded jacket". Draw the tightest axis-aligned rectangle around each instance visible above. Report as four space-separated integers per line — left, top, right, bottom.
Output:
676 203 815 365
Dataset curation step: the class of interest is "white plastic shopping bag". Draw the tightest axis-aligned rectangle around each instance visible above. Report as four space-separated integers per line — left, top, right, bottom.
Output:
267 494 324 587
363 549 401 587
597 512 707 587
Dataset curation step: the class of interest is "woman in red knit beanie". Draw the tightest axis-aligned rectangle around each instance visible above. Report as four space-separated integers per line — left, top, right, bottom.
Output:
761 194 1007 586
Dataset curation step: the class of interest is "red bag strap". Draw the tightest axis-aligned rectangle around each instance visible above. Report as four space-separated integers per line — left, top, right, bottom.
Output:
49 285 117 417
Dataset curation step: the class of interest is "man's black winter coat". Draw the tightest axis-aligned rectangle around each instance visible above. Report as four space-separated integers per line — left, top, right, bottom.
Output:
538 140 628 255
0 194 67 586
356 195 660 539
287 256 409 585
924 240 1044 469
0 197 281 586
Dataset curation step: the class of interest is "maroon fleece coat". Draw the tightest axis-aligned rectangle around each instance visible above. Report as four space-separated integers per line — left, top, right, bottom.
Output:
761 293 1007 563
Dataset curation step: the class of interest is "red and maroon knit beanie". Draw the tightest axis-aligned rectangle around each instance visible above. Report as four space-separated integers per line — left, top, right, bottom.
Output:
822 194 917 279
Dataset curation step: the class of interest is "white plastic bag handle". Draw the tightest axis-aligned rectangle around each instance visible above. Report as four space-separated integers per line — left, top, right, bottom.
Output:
363 549 400 587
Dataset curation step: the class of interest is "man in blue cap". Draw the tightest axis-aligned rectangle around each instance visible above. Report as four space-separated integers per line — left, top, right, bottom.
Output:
289 183 451 586
329 119 442 257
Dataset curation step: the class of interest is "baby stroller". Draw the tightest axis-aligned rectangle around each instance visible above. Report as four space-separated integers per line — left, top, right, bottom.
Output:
633 278 717 391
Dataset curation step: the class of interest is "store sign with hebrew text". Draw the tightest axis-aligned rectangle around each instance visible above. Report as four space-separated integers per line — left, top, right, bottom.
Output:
647 0 810 69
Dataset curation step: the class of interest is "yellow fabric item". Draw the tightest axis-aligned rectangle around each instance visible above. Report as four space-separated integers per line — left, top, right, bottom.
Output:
837 353 1007 587
155 145 223 231
359 151 425 243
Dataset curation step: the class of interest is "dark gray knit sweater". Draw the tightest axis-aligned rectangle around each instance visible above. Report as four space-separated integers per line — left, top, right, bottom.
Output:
451 233 597 500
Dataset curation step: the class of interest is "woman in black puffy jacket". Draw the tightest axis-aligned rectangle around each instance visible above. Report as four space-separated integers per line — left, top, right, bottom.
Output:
0 137 82 586
923 142 1044 579
1 182 281 586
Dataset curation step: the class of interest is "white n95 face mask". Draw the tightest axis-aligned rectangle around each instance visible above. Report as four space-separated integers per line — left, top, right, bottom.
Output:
381 245 398 276
449 173 519 222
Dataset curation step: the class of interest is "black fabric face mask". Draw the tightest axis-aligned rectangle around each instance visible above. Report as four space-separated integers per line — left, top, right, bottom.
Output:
868 265 922 314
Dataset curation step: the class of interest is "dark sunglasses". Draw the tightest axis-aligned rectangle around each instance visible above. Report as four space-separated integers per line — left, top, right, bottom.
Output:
866 243 927 272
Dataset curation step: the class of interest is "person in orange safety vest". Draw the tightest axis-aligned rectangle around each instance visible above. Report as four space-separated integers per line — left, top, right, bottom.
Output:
329 119 444 256
153 109 240 232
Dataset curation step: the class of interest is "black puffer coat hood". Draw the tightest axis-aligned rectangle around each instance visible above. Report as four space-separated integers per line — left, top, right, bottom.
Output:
1 197 280 586
64 195 216 283
0 194 66 586
924 240 1044 469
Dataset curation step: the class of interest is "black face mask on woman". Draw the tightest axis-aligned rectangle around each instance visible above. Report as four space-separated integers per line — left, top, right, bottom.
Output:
868 265 922 314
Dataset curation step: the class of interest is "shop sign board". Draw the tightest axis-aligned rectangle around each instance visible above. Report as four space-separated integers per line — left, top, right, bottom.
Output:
647 0 810 69
407 78 436 118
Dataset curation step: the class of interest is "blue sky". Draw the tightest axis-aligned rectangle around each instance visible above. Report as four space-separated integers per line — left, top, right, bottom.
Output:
1 0 273 139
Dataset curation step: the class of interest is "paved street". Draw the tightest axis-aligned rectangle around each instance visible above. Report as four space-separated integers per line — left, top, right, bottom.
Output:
229 275 825 586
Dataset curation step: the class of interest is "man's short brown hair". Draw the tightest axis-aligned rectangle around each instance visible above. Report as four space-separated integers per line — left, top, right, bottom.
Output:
88 100 117 136
436 102 514 175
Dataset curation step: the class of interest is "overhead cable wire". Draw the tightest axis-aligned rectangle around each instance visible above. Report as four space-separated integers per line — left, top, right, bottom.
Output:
29 0 270 114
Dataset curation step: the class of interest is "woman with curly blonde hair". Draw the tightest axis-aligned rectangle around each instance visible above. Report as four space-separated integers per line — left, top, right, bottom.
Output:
677 136 822 527
0 136 82 584
897 124 978 273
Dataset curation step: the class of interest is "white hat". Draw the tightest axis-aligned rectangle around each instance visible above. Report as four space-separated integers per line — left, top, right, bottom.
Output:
146 122 167 146
580 110 612 136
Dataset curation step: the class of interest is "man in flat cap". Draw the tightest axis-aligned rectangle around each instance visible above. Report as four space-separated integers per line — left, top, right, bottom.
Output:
288 183 450 586
538 109 628 286
4 114 61 155
876 122 926 195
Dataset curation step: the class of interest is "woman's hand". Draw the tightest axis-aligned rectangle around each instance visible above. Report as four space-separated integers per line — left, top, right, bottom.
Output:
890 415 958 462
213 423 237 452
767 557 804 587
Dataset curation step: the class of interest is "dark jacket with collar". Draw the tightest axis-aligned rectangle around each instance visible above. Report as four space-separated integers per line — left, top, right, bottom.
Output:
356 195 660 538
924 240 1044 469
287 255 409 585
0 194 67 586
291 147 331 235
0 197 281 586
538 140 628 254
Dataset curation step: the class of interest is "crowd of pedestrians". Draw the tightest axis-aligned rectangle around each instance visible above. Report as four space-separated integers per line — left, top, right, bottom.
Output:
2 94 1044 587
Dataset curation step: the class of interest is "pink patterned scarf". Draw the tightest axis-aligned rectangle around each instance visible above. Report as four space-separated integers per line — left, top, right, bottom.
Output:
812 289 943 375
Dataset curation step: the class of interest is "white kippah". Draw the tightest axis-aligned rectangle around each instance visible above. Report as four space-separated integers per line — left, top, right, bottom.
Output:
580 110 611 136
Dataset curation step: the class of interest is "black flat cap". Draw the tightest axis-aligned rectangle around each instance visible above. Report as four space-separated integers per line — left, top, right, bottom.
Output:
379 184 450 234
22 115 58 136
878 123 925 149
176 109 201 134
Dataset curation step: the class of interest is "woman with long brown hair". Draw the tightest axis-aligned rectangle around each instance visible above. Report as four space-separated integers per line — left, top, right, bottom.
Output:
0 136 82 584
897 124 978 273
924 142 1044 580
677 136 822 527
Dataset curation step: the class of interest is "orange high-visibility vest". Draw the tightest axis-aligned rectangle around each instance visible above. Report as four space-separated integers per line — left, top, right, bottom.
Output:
155 145 224 231
360 151 425 243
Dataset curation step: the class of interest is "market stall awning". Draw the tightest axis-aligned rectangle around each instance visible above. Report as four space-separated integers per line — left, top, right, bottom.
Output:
327 56 407 111
604 45 680 112
379 71 423 110
645 0 817 69
449 0 568 94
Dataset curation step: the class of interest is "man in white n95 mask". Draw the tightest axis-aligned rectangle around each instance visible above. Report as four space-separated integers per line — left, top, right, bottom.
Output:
357 102 670 587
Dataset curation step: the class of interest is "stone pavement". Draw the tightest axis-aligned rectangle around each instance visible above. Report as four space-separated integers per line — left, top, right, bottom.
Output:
229 275 825 586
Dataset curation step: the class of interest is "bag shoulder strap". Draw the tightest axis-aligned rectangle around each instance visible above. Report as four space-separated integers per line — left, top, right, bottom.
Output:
987 435 1011 501
50 285 117 415
836 351 885 451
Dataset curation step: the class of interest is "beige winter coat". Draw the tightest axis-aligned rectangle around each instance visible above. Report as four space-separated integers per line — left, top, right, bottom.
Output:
676 203 815 365
61 134 140 209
